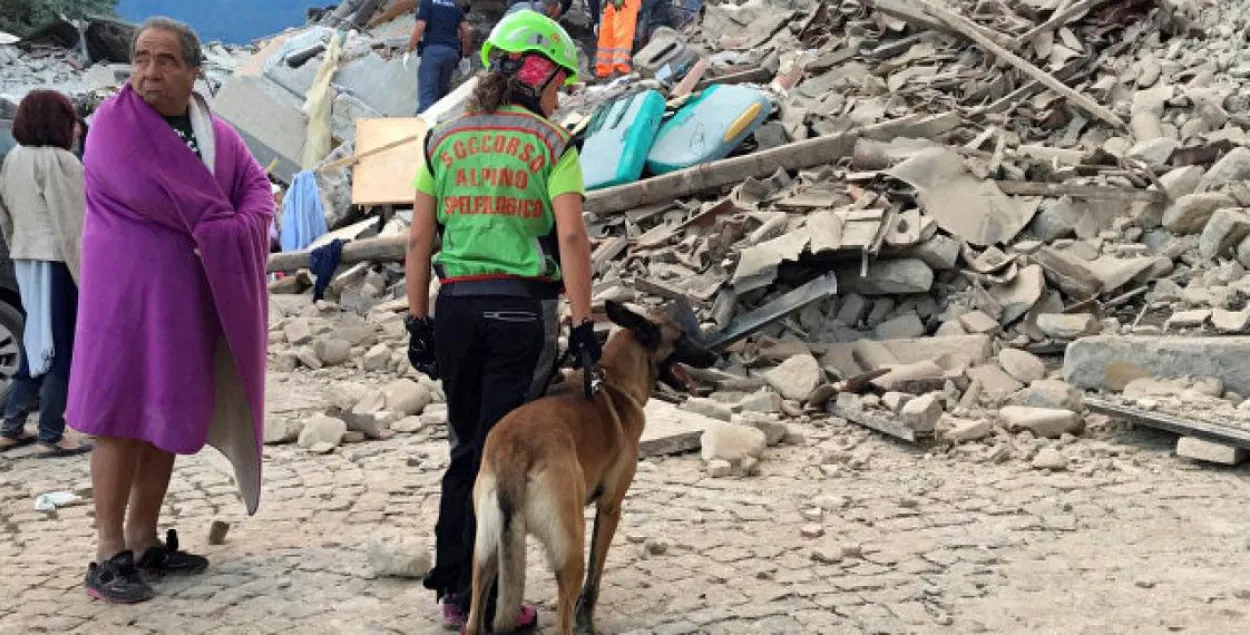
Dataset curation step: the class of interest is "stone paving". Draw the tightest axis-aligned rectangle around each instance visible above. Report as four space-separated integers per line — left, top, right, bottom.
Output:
3 372 1250 634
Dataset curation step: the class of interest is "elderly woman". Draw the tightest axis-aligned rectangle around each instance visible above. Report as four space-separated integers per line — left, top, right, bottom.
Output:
0 89 90 459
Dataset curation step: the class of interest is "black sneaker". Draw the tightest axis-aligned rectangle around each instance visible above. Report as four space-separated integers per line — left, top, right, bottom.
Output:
85 550 155 604
137 529 209 576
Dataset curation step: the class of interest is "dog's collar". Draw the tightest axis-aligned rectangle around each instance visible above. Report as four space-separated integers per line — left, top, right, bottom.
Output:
598 369 648 411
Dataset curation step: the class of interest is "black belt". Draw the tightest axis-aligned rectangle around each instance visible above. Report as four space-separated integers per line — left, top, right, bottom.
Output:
439 278 559 299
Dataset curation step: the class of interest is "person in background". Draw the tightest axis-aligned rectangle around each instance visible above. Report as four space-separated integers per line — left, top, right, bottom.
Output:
68 16 273 604
594 0 642 78
0 89 90 459
407 0 474 114
403 10 599 632
505 0 562 18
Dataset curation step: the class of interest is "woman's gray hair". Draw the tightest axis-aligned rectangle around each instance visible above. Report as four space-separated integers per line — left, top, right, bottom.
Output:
130 16 204 68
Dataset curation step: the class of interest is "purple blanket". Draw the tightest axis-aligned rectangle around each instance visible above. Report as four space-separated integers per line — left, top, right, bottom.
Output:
67 85 272 514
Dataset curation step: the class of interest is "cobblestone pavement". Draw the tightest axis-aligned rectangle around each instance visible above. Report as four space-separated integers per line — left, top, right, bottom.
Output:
3 372 1250 635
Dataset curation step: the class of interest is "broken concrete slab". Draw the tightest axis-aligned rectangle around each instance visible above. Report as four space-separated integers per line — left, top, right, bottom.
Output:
989 264 1045 325
902 233 961 270
1212 308 1250 334
1012 378 1084 412
213 74 308 183
999 348 1046 384
733 229 810 291
836 258 934 295
332 52 419 118
1030 246 1103 299
822 334 993 378
1166 309 1211 330
763 353 822 401
887 146 1039 246
966 364 1024 402
1176 436 1247 465
1037 313 1100 340
639 400 724 459
900 393 942 432
1065 335 1250 395
1162 192 1237 235
1199 208 1250 260
1088 255 1156 293
1198 146 1250 192
874 312 926 339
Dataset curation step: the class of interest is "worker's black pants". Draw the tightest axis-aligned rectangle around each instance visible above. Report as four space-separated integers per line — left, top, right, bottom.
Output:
422 290 559 621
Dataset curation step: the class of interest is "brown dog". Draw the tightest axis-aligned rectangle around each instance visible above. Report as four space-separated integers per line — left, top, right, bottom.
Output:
463 300 717 635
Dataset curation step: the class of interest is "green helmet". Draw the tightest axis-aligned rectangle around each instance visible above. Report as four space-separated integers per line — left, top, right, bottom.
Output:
480 10 580 86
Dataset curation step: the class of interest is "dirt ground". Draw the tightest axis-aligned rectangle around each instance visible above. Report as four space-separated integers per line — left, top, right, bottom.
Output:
3 369 1250 635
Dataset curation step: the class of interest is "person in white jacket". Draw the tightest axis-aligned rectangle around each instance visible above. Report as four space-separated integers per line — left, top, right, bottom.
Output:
0 89 90 458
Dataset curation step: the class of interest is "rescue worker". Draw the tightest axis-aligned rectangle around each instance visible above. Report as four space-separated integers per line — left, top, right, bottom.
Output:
594 0 642 78
402 10 600 632
406 0 474 114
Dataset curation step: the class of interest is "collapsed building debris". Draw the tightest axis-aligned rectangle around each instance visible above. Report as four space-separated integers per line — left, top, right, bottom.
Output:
11 0 1250 472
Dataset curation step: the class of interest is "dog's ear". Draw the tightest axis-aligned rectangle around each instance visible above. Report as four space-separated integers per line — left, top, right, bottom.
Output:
605 300 660 348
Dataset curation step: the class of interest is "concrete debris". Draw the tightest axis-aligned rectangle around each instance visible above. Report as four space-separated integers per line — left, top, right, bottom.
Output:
999 406 1083 439
1175 437 1246 466
297 415 348 450
762 353 822 402
367 535 432 579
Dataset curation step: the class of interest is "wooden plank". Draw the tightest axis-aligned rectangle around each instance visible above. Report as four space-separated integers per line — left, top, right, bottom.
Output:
1085 398 1250 448
351 117 428 206
267 234 406 273
638 400 719 459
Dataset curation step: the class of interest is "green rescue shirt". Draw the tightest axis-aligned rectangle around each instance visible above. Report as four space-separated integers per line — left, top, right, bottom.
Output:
414 105 585 283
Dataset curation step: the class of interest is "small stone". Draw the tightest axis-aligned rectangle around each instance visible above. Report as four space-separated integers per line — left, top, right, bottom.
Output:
362 343 392 371
999 406 1083 438
207 520 230 546
645 538 669 556
811 548 842 564
1014 379 1084 412
941 415 993 443
738 390 781 414
1165 309 1211 331
959 310 1001 334
297 416 347 449
901 393 943 432
367 536 433 579
1212 309 1250 334
840 544 863 559
383 379 432 415
681 398 733 422
800 524 825 538
736 456 761 476
342 431 367 444
1176 436 1246 465
998 348 1046 384
741 415 787 446
391 416 425 433
874 312 926 339
1199 209 1250 260
1134 578 1157 589
1162 193 1237 235
263 419 299 445
801 507 824 521
881 391 912 413
314 338 353 366
701 422 767 463
707 459 733 478
297 347 322 370
1031 448 1067 470
763 354 823 401
283 319 313 346
1037 313 1100 340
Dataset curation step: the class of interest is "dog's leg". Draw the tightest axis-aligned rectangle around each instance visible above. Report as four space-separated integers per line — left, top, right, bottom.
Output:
530 471 587 635
575 469 633 634
465 479 502 635
553 493 585 635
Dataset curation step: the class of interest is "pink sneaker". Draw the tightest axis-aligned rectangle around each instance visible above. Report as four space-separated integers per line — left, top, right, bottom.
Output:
458 602 538 633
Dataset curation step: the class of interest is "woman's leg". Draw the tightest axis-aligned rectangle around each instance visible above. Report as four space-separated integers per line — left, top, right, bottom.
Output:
425 294 487 625
34 264 87 453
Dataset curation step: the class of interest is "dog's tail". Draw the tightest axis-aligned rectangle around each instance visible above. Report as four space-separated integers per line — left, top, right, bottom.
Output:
475 462 529 632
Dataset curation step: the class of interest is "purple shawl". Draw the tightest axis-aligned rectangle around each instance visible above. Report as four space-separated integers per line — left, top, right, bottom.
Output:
67 84 272 515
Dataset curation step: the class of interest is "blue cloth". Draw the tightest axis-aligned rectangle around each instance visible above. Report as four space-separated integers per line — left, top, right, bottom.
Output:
416 0 465 53
2 261 76 445
418 44 461 114
13 261 54 377
279 170 328 253
308 239 346 303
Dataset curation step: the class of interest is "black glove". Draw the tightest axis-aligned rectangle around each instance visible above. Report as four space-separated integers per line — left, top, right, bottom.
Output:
569 320 602 369
406 315 439 380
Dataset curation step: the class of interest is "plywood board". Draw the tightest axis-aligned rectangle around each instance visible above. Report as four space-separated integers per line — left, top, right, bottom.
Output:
638 400 720 459
351 117 429 206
